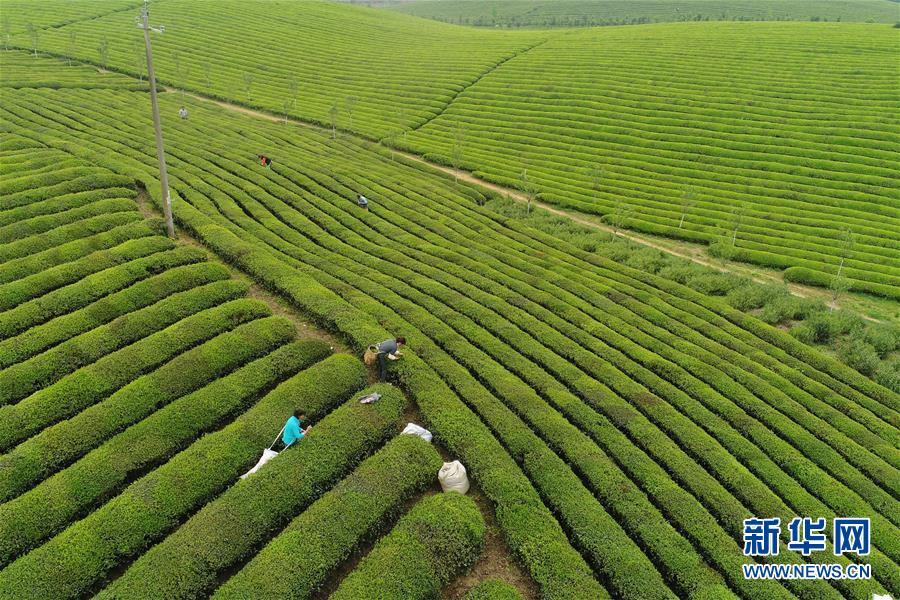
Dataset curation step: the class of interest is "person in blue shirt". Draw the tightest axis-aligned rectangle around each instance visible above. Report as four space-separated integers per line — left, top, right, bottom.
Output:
281 410 309 449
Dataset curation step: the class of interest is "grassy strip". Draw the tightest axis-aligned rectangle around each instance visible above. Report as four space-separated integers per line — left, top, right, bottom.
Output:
0 337 333 564
0 218 160 284
178 212 607 599
464 580 523 600
0 298 270 450
0 266 237 369
0 313 301 503
214 434 442 599
0 235 173 312
0 263 232 402
330 492 486 600
0 245 207 340
0 354 365 598
0 197 137 242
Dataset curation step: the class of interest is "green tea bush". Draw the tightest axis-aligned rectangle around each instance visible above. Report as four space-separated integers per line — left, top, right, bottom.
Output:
0 267 240 369
685 272 747 296
96 380 398 600
0 235 174 312
0 197 136 241
0 317 316 504
0 264 233 403
836 338 881 377
874 356 900 393
0 246 207 340
0 355 367 596
464 580 523 600
759 295 824 324
726 283 789 312
215 434 442 599
862 325 900 358
0 298 270 449
0 219 159 284
330 493 486 600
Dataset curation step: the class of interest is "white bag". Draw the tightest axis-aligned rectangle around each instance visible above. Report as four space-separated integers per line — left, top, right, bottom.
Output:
438 460 469 494
401 422 433 443
240 449 279 479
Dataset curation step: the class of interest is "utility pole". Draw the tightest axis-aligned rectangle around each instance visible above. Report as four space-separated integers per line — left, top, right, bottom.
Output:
136 0 174 237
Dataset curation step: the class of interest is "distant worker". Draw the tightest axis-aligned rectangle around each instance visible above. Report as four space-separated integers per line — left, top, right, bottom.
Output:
357 194 369 210
257 154 273 169
374 336 405 382
178 106 188 120
281 410 310 449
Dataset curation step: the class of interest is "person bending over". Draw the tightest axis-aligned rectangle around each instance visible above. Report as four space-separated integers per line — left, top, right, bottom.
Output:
281 410 309 449
375 336 405 382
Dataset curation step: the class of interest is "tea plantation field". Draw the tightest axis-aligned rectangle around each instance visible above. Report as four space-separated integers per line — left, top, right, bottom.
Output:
12 2 898 300
2 46 897 598
384 0 900 27
0 58 476 599
400 22 900 300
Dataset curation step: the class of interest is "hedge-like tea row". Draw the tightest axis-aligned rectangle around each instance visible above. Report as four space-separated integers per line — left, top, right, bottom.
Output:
5 74 897 599
0 170 132 210
0 337 333 565
396 23 900 296
0 263 232 402
162 127 855 595
0 353 364 598
0 196 137 242
95 378 397 600
0 218 160 284
330 492 486 600
0 313 303 504
0 245 207 340
13 1 540 139
464 579 523 600
0 185 136 227
0 265 238 369
179 214 608 599
214 434 442 599
0 210 141 262
0 235 174 312
0 298 271 449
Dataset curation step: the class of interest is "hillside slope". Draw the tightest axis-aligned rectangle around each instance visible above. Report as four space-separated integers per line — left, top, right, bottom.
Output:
2 55 896 598
384 0 900 27
399 22 900 299
9 3 897 299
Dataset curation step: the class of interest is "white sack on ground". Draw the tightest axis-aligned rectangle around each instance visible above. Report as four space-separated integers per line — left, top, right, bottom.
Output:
240 449 279 479
438 460 470 494
401 422 433 442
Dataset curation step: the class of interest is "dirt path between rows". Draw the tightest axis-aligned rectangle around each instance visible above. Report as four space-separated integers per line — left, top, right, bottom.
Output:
166 86 867 316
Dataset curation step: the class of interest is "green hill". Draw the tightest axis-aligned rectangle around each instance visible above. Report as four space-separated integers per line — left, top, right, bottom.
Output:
2 52 897 599
9 2 897 298
398 22 900 299
383 0 900 28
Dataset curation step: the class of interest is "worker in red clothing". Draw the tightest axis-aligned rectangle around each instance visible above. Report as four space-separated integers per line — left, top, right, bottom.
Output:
257 154 272 168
